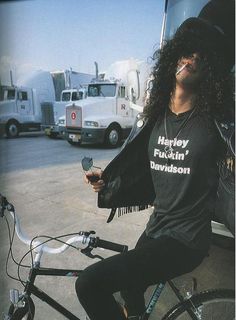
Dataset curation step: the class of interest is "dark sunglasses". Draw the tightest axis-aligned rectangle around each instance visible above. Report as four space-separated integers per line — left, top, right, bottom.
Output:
81 157 101 183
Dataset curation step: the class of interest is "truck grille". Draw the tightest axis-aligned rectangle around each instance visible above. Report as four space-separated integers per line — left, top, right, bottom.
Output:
66 105 82 128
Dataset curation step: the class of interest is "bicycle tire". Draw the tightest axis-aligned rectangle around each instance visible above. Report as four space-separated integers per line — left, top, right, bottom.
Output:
161 289 235 320
7 297 35 320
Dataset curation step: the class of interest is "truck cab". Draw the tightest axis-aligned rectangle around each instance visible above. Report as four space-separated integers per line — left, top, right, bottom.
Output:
0 85 41 137
64 59 150 148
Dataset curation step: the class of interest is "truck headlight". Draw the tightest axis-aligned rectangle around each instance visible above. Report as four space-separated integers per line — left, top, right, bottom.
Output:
58 119 65 125
84 121 99 127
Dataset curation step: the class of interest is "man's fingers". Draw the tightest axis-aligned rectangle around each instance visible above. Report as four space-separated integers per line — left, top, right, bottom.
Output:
84 170 105 192
92 180 105 192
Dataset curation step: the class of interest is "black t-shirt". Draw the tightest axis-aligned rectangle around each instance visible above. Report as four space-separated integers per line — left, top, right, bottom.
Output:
146 108 219 253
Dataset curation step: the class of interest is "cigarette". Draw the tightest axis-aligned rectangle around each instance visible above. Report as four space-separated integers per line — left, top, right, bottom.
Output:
176 63 188 75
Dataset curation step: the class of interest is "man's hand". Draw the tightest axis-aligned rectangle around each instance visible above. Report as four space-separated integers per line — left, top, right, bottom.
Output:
84 170 105 192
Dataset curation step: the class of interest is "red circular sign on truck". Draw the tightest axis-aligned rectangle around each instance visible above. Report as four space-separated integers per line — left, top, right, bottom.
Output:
71 112 76 120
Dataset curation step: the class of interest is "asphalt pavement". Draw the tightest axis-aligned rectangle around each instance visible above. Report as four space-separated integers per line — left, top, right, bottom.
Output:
0 133 234 319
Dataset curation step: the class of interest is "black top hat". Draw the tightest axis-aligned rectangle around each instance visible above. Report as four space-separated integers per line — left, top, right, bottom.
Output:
174 0 235 71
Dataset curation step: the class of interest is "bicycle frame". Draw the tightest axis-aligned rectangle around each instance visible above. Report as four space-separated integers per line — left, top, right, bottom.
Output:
141 280 199 320
22 266 83 320
142 282 166 319
22 264 164 320
22 266 199 320
20 264 166 320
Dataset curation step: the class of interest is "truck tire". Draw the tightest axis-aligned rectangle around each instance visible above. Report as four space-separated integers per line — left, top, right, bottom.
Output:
6 120 20 138
48 132 59 139
105 124 121 148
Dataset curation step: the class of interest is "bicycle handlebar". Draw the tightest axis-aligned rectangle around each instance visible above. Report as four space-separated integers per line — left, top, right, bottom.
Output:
9 209 91 254
1 194 128 256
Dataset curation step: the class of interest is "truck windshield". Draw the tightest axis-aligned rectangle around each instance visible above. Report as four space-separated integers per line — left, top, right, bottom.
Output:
51 72 66 101
88 84 116 97
163 0 209 40
62 92 71 101
7 89 16 100
0 89 16 101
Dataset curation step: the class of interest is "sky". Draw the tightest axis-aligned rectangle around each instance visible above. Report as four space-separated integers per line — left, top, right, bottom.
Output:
0 0 165 84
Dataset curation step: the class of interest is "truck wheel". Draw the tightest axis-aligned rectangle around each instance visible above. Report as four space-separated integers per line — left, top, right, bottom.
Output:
48 132 59 139
6 121 20 138
105 125 121 148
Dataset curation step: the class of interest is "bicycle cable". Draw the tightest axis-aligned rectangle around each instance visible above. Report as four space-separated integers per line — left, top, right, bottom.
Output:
17 232 87 286
4 214 30 286
4 207 85 286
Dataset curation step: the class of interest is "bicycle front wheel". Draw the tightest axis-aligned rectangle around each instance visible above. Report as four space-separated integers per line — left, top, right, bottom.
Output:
162 289 235 320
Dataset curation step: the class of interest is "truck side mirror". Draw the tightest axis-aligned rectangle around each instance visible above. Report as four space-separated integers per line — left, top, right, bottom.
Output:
127 69 140 102
130 87 137 104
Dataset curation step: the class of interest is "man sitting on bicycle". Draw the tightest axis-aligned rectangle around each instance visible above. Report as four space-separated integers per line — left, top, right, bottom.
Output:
76 1 234 319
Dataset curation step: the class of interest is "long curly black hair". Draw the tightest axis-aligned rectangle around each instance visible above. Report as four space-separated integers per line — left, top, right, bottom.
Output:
144 26 234 124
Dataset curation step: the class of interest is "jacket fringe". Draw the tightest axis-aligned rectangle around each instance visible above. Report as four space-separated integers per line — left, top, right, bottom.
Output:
106 205 149 223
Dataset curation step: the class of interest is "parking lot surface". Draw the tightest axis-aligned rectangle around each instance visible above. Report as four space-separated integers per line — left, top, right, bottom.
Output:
0 133 234 319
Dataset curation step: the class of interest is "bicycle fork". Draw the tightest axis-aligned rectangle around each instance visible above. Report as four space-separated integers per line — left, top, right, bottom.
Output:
4 267 82 320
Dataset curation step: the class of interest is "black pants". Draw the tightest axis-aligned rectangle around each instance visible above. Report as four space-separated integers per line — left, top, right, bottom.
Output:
75 232 205 320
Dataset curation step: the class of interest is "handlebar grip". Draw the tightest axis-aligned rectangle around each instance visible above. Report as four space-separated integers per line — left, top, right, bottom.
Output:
95 238 128 253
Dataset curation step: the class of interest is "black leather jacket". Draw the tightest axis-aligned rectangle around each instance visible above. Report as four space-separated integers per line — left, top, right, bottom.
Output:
98 113 155 222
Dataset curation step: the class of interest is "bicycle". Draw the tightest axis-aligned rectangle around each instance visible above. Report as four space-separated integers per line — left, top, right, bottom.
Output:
1 194 235 320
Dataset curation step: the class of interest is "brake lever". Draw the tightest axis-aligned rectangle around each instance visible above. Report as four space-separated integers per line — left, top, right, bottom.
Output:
0 195 15 218
81 246 104 260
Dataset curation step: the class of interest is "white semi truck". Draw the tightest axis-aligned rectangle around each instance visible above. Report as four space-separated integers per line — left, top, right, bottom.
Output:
0 71 54 138
65 59 151 147
0 69 93 138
